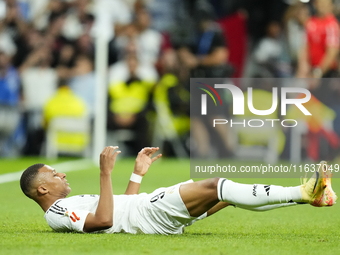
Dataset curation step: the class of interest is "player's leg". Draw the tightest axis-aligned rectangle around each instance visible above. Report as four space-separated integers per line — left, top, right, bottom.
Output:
180 162 331 217
206 202 229 216
179 178 303 217
206 201 299 217
179 178 221 217
217 161 336 209
216 179 303 207
207 165 337 217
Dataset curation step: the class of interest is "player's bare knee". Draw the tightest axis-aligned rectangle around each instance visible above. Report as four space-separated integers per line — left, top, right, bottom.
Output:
203 177 219 190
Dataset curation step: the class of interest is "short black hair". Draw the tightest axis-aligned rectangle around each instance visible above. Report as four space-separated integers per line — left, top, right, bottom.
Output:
20 164 45 198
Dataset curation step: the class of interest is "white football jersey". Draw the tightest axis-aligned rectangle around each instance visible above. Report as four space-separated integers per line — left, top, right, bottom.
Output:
44 193 150 234
44 181 207 235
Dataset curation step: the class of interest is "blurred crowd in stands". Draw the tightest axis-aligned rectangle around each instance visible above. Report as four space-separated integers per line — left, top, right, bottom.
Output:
0 0 340 162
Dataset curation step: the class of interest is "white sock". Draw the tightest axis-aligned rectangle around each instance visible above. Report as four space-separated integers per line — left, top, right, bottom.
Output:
217 178 302 207
237 202 298 212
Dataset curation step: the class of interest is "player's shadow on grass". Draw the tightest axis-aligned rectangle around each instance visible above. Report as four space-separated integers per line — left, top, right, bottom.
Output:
34 230 89 234
27 230 325 239
185 232 319 239
185 233 215 236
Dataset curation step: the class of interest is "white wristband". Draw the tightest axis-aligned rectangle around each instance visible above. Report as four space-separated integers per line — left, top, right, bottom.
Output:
130 173 143 183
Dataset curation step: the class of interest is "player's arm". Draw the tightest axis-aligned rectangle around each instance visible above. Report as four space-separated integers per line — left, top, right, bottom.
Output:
314 22 340 78
83 146 121 233
199 47 228 66
296 44 310 78
124 147 162 195
316 46 339 77
200 31 228 66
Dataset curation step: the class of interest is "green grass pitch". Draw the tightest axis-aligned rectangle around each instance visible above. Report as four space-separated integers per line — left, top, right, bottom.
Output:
1 158 339 255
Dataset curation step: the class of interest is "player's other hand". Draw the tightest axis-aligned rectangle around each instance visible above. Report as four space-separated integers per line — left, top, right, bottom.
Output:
100 146 121 175
134 147 162 177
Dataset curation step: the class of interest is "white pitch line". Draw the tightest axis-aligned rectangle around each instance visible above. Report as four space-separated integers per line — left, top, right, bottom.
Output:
0 158 94 184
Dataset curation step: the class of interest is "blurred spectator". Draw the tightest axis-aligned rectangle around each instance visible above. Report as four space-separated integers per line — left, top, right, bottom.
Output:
253 21 291 77
175 5 232 157
20 45 57 155
144 0 182 33
283 2 310 67
31 0 67 30
20 46 57 111
108 53 155 154
75 33 94 59
0 22 17 59
61 0 94 41
111 23 138 63
28 0 49 27
217 11 248 78
156 49 189 117
43 82 89 157
45 13 68 60
15 0 30 21
0 44 19 106
14 26 44 67
178 8 230 78
91 0 132 37
254 22 282 65
3 0 338 160
55 43 76 68
2 0 28 44
0 26 19 103
0 30 22 156
113 6 162 65
153 49 190 155
69 54 95 118
109 45 158 83
43 83 87 127
134 7 162 65
297 0 340 78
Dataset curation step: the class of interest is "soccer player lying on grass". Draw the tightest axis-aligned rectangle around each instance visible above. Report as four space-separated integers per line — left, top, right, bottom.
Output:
20 146 337 235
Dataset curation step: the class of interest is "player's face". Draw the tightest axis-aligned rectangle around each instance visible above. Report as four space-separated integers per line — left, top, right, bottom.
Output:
38 165 71 197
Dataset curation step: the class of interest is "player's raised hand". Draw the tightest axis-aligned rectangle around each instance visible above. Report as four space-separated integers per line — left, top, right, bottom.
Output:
100 146 121 175
134 147 162 176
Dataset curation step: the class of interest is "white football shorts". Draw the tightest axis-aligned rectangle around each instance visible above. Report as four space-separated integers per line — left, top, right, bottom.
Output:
111 179 207 235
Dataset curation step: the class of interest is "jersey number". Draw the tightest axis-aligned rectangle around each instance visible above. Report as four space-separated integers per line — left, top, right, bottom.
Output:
150 191 165 203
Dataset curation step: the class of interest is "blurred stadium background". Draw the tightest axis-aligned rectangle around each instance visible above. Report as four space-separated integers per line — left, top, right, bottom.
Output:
1 1 340 254
0 0 340 163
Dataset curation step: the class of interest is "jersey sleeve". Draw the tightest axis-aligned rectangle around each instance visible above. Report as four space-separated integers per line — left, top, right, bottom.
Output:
45 205 90 233
326 20 340 47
